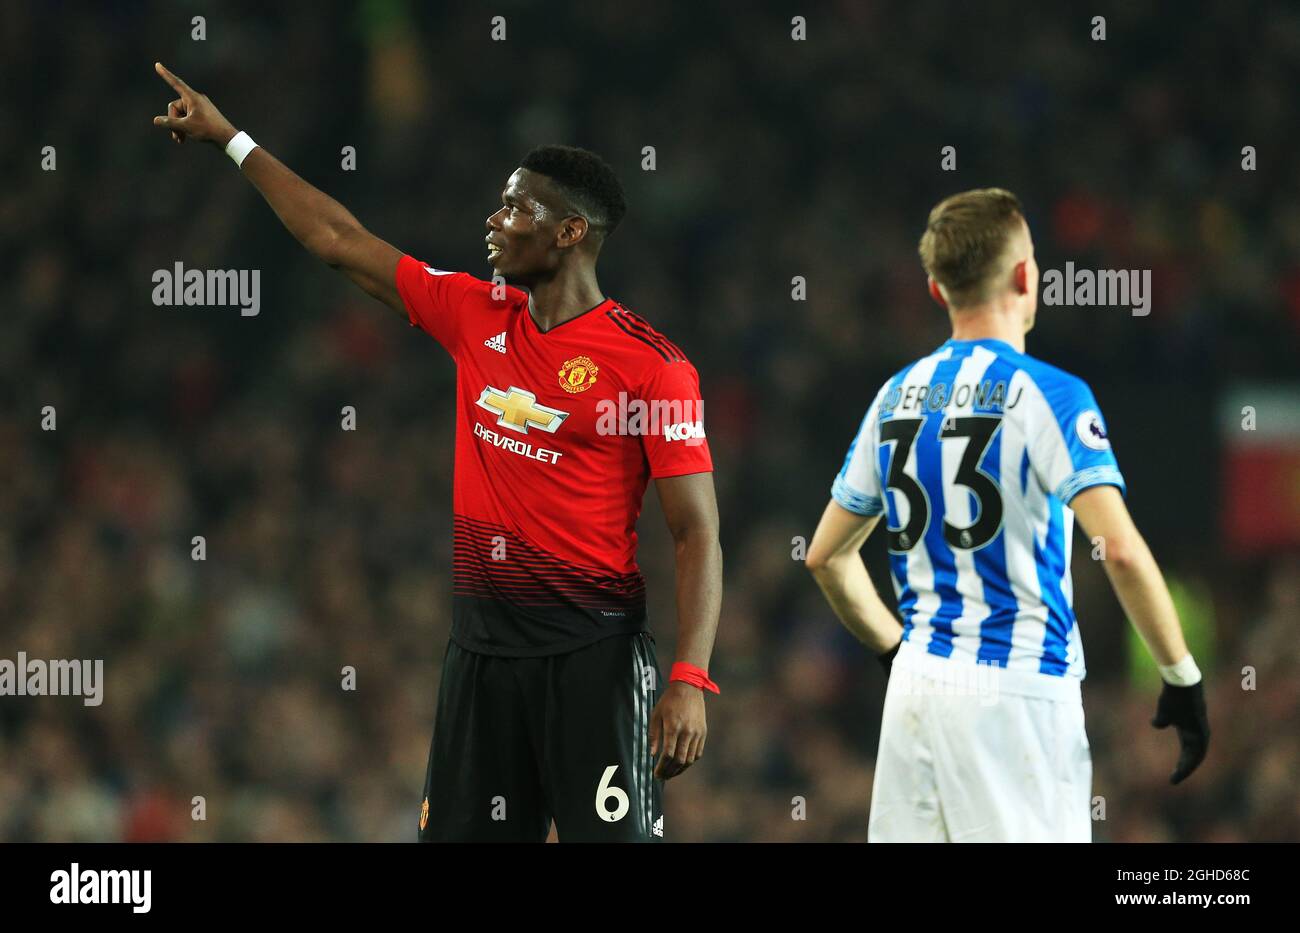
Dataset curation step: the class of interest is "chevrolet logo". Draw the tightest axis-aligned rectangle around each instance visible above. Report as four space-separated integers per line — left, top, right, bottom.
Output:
475 385 569 434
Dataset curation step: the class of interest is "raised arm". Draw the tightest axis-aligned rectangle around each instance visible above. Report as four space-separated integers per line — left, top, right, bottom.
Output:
151 62 404 315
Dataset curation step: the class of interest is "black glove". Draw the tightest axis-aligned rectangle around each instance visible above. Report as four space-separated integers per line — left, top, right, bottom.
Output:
1151 681 1210 785
877 641 901 677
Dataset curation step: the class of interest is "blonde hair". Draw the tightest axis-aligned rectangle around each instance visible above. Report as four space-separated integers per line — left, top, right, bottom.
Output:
918 188 1025 307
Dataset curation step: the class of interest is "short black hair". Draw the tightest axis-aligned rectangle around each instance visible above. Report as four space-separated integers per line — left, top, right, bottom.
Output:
520 145 627 238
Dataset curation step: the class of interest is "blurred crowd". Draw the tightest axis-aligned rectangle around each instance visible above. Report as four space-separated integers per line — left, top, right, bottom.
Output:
1 1 1297 841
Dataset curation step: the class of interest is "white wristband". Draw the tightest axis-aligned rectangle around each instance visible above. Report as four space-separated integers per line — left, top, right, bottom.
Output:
1158 653 1201 686
224 131 258 167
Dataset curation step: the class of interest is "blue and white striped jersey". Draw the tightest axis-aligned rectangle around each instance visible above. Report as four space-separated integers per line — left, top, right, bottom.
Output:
832 338 1125 680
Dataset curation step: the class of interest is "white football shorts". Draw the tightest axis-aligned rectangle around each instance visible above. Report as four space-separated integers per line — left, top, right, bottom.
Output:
868 639 1093 842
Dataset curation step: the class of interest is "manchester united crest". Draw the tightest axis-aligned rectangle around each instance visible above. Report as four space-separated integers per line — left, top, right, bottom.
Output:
558 355 599 394
420 797 429 831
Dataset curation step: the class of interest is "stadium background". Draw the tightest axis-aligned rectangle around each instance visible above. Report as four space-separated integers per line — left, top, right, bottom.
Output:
2 0 1298 841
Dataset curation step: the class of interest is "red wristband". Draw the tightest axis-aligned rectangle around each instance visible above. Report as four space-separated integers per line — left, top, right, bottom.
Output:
669 662 720 694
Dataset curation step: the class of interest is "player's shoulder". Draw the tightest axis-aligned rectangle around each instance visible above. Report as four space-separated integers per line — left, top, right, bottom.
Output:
402 257 529 308
1003 349 1095 401
872 349 946 412
453 270 530 309
990 348 1105 432
881 340 968 391
600 301 699 374
997 346 1080 385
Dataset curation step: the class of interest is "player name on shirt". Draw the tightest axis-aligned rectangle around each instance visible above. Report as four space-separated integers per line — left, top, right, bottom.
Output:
882 379 1025 416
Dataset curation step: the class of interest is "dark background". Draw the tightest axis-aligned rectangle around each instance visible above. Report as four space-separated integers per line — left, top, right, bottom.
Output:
1 0 1297 841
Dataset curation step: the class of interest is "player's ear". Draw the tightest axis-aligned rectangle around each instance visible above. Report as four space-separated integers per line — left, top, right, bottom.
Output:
1012 260 1029 295
927 277 948 309
557 215 589 250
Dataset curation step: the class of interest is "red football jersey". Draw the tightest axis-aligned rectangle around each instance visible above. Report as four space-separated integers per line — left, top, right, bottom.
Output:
396 255 713 656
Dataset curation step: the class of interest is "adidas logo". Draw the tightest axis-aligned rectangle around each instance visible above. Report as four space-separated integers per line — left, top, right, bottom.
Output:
652 815 663 838
484 331 507 354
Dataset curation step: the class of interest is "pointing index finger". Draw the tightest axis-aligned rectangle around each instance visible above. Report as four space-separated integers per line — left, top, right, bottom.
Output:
155 62 193 98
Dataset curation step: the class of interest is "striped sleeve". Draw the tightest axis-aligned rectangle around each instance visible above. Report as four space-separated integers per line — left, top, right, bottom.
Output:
1022 371 1125 504
831 385 887 516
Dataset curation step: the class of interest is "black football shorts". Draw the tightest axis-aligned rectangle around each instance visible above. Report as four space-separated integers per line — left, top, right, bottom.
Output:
419 631 664 842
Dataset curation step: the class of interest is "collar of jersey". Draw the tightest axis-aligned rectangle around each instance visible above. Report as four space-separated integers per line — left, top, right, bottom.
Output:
942 337 1021 356
525 296 617 335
